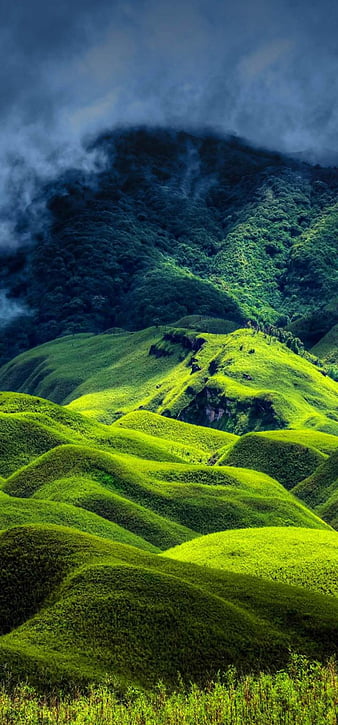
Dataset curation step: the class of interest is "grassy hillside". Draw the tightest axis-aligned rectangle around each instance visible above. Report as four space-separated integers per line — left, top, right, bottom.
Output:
1 524 338 689
293 450 338 508
218 432 326 488
2 443 327 550
1 328 338 434
238 428 338 455
114 409 237 456
0 391 218 477
164 527 338 596
0 491 157 551
292 450 338 529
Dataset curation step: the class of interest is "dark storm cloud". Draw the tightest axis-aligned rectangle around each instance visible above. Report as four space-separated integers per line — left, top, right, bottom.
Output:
1 0 338 146
0 0 338 247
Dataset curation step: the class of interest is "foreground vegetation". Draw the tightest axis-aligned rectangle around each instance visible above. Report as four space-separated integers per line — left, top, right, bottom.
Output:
0 657 337 724
1 524 338 690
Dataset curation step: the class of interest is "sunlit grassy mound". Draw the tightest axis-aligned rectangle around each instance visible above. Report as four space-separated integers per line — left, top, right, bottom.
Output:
0 392 202 478
218 433 326 488
246 428 338 455
1 328 338 433
293 450 338 529
0 490 156 551
0 328 186 420
293 450 338 508
114 410 237 459
1 444 329 550
1 525 338 690
0 412 76 478
164 527 338 596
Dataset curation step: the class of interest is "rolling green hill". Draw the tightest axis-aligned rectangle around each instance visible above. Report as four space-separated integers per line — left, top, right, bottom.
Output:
0 390 222 477
1 442 327 550
292 450 338 528
1 327 338 435
218 432 327 488
114 409 237 457
0 490 157 551
1 524 338 690
164 527 338 596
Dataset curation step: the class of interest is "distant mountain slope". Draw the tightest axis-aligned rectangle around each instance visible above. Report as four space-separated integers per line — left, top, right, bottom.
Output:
1 525 338 689
1 327 338 434
1 127 338 364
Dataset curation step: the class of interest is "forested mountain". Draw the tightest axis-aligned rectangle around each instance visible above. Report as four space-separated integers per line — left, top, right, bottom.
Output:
1 127 338 364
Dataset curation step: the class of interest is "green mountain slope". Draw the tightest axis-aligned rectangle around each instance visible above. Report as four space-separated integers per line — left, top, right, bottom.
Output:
1 524 338 689
2 128 338 365
1 328 338 434
164 527 338 596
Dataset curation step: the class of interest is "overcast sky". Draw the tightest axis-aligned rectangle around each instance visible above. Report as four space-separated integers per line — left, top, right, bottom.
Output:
0 0 338 245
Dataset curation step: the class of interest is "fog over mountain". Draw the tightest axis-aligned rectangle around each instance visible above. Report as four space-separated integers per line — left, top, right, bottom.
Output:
0 0 337 251
2 1 338 158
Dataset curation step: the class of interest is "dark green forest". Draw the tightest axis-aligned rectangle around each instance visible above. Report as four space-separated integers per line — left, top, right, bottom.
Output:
1 127 338 363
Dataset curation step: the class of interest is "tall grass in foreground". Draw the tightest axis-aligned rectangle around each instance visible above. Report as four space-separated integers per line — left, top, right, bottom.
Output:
0 657 337 725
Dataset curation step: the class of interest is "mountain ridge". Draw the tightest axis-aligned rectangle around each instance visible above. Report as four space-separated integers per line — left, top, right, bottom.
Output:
1 127 338 364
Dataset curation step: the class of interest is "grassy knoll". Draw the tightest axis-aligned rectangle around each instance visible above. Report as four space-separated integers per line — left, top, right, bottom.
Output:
1 525 338 690
0 391 237 471
0 657 336 724
114 410 237 459
1 328 338 434
0 491 157 551
0 392 207 478
1 445 329 550
293 450 338 509
164 527 338 596
293 449 338 529
244 428 338 455
218 432 326 488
